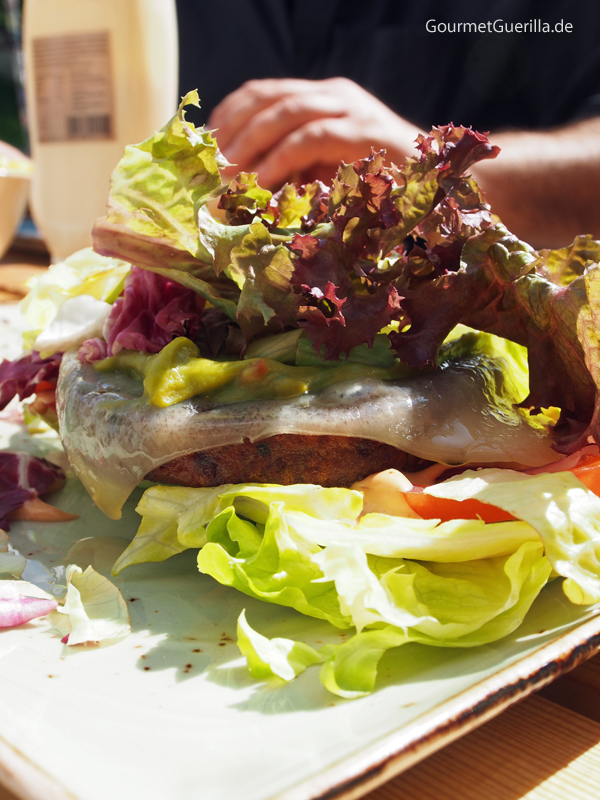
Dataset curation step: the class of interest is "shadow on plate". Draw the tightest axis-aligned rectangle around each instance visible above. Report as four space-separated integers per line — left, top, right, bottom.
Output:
5 464 600 714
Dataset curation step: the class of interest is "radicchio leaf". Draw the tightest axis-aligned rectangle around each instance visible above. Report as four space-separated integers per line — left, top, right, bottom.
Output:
78 338 109 363
0 592 58 628
0 451 66 529
101 266 205 356
0 487 33 531
0 451 65 495
0 351 62 411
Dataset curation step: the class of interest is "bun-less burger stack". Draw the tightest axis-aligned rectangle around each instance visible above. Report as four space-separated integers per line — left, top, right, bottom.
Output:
49 92 579 516
5 91 600 696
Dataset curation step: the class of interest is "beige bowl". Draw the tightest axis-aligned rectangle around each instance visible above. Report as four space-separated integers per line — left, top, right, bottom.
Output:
0 146 33 259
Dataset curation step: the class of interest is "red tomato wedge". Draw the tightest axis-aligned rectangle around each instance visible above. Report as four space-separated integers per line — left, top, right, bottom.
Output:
401 452 600 524
568 455 600 496
403 487 516 523
33 380 56 393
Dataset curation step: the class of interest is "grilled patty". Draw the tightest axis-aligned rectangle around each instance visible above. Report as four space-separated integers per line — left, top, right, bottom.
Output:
146 434 431 488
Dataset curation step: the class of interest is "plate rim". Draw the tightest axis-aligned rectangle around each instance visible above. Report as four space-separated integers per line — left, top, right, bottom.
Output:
270 611 600 800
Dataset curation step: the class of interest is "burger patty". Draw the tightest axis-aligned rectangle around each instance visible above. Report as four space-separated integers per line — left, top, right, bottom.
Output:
146 434 432 488
57 352 559 519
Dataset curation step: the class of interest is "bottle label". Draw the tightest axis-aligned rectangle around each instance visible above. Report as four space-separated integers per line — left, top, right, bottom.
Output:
32 31 114 143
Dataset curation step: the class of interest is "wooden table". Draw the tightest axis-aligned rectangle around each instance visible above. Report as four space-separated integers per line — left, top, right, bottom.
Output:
0 245 49 302
3 250 600 800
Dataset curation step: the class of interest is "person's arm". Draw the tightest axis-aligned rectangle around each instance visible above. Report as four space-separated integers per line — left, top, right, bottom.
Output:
471 118 600 249
209 77 600 249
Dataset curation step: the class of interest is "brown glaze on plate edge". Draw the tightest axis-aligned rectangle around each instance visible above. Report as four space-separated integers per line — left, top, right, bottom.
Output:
273 611 600 800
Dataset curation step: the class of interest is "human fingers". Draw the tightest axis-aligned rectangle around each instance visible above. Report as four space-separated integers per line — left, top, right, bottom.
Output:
208 78 323 150
253 116 374 189
223 92 348 170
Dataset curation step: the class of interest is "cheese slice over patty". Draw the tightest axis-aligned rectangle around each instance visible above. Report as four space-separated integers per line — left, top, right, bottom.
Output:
56 351 558 519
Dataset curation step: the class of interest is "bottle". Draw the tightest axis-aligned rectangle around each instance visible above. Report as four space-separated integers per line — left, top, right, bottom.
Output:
23 0 178 262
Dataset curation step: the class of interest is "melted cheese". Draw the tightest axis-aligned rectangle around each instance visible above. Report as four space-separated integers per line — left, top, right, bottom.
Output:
56 352 559 519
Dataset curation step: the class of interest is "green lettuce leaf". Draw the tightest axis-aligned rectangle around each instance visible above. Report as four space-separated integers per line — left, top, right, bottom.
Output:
115 483 361 574
119 470 598 697
296 332 399 369
111 485 223 574
20 248 130 336
237 609 324 681
280 509 539 562
275 181 328 230
318 540 549 697
228 222 298 339
235 540 549 698
426 469 600 604
199 505 350 628
49 564 130 645
440 325 529 401
93 90 228 270
218 172 273 225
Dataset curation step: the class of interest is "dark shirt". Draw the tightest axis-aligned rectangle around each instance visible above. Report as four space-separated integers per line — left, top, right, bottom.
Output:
177 0 600 132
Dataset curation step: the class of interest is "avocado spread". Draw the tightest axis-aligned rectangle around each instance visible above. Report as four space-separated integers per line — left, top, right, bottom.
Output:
94 337 412 407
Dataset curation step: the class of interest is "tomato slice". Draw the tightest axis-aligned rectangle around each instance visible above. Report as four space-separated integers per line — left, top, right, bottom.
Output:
33 379 56 393
404 488 516 523
570 455 600 496
397 452 600 524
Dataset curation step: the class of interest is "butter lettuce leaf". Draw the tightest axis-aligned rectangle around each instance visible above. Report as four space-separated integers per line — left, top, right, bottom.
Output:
280 510 539 562
235 541 549 698
318 538 549 698
93 90 228 270
199 510 349 628
49 564 130 645
111 485 224 575
237 609 324 681
118 471 600 697
115 483 360 574
20 248 130 335
426 469 600 605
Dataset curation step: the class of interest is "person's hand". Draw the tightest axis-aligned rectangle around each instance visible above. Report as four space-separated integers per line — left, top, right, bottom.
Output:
208 77 423 188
